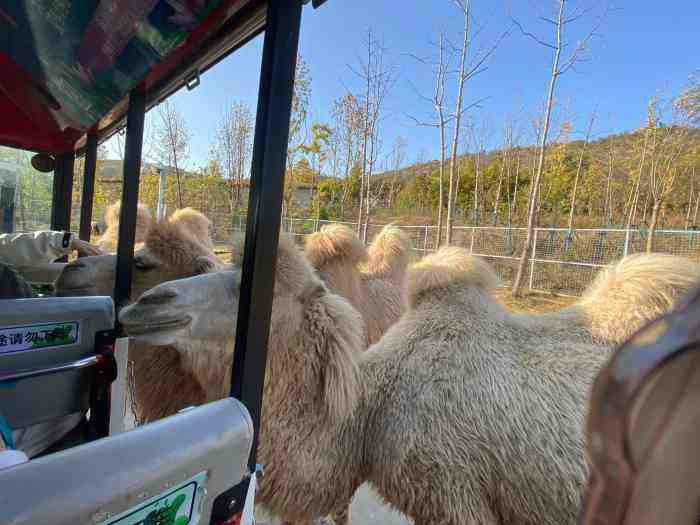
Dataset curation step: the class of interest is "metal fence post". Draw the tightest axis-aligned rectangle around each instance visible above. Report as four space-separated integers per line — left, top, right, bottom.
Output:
623 228 630 257
528 228 538 292
423 225 429 252
470 226 476 254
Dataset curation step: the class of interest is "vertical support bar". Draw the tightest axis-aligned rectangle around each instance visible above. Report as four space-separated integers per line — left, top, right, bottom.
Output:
231 0 303 471
470 226 476 254
113 90 146 314
0 186 14 233
156 168 166 220
50 152 75 262
623 228 630 257
529 228 538 291
423 225 428 252
79 134 98 241
50 152 75 232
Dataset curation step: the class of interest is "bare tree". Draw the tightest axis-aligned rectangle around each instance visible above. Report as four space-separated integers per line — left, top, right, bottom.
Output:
445 0 507 243
511 0 606 297
645 99 690 252
283 55 311 217
154 100 190 208
331 93 363 217
388 136 407 208
625 121 651 228
684 167 695 230
351 30 396 241
494 118 520 225
604 137 616 226
214 101 253 214
675 71 700 125
408 33 449 245
470 119 490 226
567 108 596 230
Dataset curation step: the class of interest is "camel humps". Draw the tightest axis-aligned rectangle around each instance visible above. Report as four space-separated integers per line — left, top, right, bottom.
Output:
119 238 700 524
305 223 410 345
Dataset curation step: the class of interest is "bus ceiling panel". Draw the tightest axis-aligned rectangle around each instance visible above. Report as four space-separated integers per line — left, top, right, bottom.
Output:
76 0 267 155
0 0 258 154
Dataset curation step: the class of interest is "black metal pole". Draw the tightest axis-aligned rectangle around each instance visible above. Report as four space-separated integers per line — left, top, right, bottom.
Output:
113 89 146 315
1 186 14 233
49 152 75 262
230 0 303 469
79 134 98 241
50 152 75 232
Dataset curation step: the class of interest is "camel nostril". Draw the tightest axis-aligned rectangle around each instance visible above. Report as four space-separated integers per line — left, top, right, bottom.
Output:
138 289 178 306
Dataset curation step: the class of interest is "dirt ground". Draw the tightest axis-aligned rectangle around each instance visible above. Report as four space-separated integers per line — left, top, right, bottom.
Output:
494 288 576 313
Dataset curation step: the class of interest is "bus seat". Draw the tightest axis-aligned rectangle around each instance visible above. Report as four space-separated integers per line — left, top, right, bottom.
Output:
579 285 700 525
0 398 253 525
0 297 115 455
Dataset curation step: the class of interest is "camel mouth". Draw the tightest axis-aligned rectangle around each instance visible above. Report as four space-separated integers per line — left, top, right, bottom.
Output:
124 316 192 335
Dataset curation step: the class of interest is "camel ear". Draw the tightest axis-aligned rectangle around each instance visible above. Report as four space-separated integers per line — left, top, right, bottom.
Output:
304 292 363 422
193 255 218 275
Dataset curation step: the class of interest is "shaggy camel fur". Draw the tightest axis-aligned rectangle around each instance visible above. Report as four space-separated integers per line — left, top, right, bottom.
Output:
168 207 215 250
94 201 153 252
562 253 700 345
305 224 409 344
55 208 222 423
119 243 700 525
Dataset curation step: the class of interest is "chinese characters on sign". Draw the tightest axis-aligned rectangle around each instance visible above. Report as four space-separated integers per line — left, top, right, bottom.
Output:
0 321 79 354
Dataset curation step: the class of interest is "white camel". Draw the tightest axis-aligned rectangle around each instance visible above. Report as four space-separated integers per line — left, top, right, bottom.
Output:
118 237 700 524
55 208 223 422
305 223 410 345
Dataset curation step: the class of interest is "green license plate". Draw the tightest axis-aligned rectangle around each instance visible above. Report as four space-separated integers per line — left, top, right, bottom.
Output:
102 471 207 525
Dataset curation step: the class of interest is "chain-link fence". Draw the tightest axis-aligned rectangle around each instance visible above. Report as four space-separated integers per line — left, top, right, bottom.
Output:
14 194 700 297
228 217 700 297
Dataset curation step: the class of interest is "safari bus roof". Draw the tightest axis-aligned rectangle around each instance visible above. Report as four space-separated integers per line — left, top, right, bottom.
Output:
0 0 326 480
0 0 324 154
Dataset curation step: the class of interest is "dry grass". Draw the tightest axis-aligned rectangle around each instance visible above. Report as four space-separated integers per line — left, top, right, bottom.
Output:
494 289 576 314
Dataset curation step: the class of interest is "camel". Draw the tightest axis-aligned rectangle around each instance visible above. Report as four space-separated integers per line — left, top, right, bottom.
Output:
168 207 215 251
94 201 154 252
55 208 223 423
118 238 700 524
305 224 410 345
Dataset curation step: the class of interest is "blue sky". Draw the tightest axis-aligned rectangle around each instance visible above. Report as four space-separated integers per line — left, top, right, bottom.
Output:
113 0 699 169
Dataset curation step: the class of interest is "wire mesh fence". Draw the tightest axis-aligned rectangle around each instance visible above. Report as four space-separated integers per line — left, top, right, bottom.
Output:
13 196 700 297
228 218 700 297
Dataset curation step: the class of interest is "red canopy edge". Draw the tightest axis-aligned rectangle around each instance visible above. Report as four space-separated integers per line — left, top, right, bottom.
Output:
0 0 258 155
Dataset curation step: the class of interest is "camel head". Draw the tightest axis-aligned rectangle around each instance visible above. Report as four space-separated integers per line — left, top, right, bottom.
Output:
119 235 321 345
95 201 153 252
119 270 239 347
55 208 221 301
120 235 364 420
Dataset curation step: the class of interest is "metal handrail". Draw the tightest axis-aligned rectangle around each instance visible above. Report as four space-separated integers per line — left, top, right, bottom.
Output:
0 354 103 382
